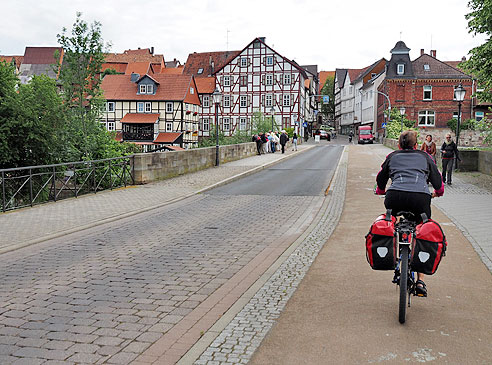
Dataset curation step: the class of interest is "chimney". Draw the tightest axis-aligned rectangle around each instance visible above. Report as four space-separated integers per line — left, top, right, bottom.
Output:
430 50 436 58
150 46 154 55
461 56 467 62
258 37 266 43
420 49 425 56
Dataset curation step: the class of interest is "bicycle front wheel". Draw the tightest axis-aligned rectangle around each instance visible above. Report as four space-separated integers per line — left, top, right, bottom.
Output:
399 245 409 324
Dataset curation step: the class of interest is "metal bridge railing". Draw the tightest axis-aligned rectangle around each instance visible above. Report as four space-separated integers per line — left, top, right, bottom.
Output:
1 156 134 212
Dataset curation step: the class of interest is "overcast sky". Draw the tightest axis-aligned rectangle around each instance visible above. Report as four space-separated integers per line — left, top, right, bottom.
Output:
1 0 486 71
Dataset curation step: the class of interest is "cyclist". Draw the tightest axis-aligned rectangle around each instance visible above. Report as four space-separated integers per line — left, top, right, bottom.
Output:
375 130 444 297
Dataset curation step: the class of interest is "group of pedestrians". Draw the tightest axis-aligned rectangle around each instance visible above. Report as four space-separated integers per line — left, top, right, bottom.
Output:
420 133 460 185
252 130 292 155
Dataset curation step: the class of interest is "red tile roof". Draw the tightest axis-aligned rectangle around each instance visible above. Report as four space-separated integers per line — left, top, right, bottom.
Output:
120 113 160 124
154 132 183 143
23 47 63 64
125 62 152 75
319 71 335 90
0 55 24 68
104 49 164 64
160 67 184 75
195 77 215 94
183 51 240 77
102 62 128 74
101 74 201 105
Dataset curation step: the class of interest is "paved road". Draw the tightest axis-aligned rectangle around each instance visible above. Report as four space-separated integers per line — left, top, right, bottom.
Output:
0 143 343 364
209 145 343 196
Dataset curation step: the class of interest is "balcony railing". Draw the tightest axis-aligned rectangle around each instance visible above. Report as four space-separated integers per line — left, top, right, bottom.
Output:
123 131 154 141
1 156 134 212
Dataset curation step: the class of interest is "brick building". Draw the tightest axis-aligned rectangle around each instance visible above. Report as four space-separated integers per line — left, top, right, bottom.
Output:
377 41 473 135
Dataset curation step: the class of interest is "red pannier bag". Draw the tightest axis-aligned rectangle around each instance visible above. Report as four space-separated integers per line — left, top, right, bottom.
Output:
410 217 447 275
365 211 397 270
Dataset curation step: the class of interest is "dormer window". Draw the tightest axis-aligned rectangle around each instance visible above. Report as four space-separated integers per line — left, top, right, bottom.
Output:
146 84 153 94
423 64 430 71
240 58 248 67
190 87 194 94
197 68 203 74
397 64 405 75
139 84 146 94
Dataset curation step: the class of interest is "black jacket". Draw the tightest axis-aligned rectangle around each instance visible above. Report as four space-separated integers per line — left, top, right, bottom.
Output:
280 133 289 145
441 141 460 160
377 149 443 196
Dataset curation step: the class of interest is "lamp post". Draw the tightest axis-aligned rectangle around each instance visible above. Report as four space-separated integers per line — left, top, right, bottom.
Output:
454 83 466 169
399 106 406 133
270 106 275 132
212 88 222 166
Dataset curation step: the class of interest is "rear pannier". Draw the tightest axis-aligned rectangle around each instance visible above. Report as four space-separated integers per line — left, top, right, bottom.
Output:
366 211 397 270
410 217 447 275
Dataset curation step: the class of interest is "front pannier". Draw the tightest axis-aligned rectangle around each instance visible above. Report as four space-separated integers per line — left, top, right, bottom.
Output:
410 217 447 275
366 211 397 270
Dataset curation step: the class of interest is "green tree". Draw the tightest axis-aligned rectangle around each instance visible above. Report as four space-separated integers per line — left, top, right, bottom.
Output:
252 111 278 133
56 12 114 160
320 76 335 122
385 108 417 139
461 0 492 103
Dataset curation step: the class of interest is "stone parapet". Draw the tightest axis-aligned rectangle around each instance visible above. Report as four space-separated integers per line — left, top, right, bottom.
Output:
133 143 257 184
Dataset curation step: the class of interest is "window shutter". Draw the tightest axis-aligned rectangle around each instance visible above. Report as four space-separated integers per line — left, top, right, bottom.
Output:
220 76 223 85
262 94 265 105
263 57 265 66
248 95 251 107
261 75 265 85
291 94 295 106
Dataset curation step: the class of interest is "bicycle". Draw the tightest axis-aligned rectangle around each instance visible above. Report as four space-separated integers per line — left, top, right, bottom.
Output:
391 210 421 324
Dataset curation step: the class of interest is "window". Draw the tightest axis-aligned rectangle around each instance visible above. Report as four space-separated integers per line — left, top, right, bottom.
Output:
423 86 432 100
166 122 173 132
397 64 405 75
223 95 230 107
283 94 290 106
265 94 273 107
107 102 115 112
202 118 210 131
418 110 435 126
202 96 209 108
453 112 462 120
190 87 194 94
145 102 151 113
371 73 377 78
240 58 248 67
197 68 203 74
283 74 291 85
475 111 484 121
240 76 247 86
224 76 230 87
239 117 247 130
139 84 146 94
146 84 153 94
240 95 247 107
265 74 273 85
107 121 115 131
424 64 430 71
223 118 230 131
137 102 144 113
166 102 173 113
266 56 274 66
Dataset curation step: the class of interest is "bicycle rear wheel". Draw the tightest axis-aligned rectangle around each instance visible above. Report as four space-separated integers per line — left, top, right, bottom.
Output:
399 245 409 324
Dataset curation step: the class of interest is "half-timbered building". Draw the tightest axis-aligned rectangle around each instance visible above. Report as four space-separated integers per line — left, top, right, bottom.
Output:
212 37 312 137
100 73 201 150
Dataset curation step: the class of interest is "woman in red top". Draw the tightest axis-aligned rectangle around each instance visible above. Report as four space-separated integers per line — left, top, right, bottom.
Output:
421 134 436 162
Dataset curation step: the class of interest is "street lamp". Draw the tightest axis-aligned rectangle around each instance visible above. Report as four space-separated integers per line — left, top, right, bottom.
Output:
399 106 406 133
270 106 275 132
454 83 466 169
212 88 222 166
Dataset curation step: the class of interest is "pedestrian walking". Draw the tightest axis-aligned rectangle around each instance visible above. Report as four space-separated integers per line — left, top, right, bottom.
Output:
292 132 298 151
440 133 460 185
280 130 289 154
421 134 437 162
